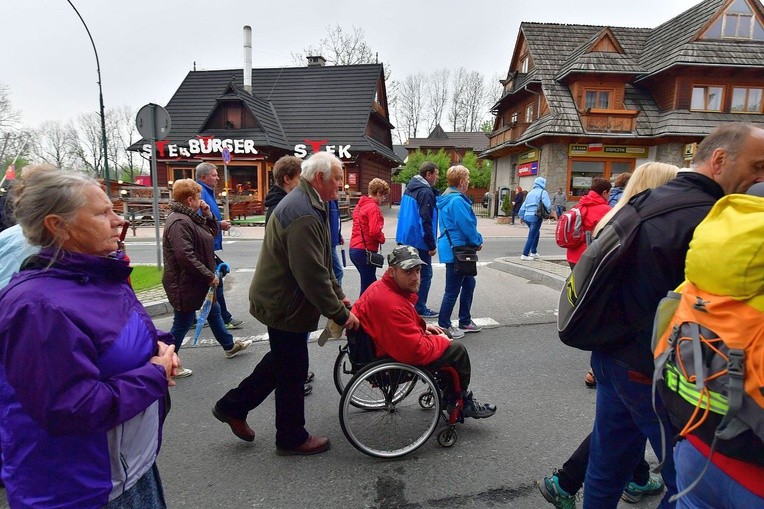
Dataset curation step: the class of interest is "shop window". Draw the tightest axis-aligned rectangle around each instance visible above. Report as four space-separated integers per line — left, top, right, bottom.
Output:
568 159 634 197
731 87 763 113
585 90 610 110
172 168 193 182
690 86 724 111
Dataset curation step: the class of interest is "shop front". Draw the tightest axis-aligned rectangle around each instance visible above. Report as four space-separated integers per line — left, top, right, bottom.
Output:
567 144 648 198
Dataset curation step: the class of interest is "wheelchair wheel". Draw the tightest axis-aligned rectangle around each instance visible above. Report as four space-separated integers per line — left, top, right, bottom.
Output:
340 361 441 458
333 345 353 395
437 427 457 447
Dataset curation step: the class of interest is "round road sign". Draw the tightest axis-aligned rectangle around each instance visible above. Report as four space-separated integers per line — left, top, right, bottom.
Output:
222 147 232 164
136 103 171 140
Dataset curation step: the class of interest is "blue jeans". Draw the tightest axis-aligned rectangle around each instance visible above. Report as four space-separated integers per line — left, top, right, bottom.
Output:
216 327 310 450
556 205 565 218
414 249 433 314
438 262 476 329
674 439 763 509
170 302 234 353
584 351 677 508
331 246 344 286
522 215 542 256
349 247 377 297
216 275 233 324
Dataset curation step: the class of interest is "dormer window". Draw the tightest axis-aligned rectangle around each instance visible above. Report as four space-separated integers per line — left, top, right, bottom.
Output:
585 90 610 110
520 56 529 73
691 85 724 111
701 0 764 40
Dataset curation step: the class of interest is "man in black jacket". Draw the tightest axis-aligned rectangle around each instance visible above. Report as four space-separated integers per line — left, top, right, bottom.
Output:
584 122 764 508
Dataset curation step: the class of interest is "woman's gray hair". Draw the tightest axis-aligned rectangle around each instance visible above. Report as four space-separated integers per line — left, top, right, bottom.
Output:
301 152 342 183
12 164 99 247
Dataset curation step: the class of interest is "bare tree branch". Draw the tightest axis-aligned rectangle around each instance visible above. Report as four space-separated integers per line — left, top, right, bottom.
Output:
426 69 450 132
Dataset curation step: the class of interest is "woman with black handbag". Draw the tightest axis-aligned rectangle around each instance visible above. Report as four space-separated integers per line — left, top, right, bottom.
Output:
436 165 484 339
349 178 390 296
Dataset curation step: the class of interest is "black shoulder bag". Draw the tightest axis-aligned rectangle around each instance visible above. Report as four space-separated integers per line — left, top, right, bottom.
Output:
360 222 384 268
443 227 478 276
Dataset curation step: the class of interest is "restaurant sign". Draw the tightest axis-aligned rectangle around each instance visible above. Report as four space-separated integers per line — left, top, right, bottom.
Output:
141 135 258 158
294 139 352 159
568 144 648 158
517 149 539 164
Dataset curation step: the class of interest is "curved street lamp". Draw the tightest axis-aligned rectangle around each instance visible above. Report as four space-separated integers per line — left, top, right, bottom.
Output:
66 0 111 197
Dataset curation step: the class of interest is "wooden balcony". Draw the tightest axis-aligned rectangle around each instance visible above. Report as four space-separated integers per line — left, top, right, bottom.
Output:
488 122 531 148
579 108 639 133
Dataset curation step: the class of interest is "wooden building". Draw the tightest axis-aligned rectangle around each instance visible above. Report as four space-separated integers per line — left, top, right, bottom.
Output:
130 59 400 204
404 124 489 164
482 0 764 201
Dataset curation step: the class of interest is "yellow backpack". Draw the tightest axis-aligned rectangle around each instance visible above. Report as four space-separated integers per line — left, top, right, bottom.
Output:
652 194 764 491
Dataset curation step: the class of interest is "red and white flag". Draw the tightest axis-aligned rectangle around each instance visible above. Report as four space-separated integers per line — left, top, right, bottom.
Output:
588 143 603 152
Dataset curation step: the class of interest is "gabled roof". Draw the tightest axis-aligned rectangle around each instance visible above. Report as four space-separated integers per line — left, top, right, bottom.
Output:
639 0 764 78
483 0 764 157
405 125 489 152
137 63 400 163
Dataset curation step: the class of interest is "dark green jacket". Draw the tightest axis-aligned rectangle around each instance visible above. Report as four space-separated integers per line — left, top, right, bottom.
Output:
249 178 348 332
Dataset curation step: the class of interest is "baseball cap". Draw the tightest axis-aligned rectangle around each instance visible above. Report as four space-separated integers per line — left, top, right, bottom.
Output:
747 182 764 197
388 245 427 270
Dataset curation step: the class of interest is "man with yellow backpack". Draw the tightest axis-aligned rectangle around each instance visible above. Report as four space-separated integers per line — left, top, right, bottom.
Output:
653 182 764 507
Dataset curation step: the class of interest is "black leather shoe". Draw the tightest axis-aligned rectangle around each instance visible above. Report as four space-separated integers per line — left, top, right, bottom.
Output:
277 435 330 456
212 405 255 442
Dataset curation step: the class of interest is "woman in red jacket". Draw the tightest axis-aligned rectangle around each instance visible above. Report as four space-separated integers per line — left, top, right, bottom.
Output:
349 178 390 296
566 177 612 269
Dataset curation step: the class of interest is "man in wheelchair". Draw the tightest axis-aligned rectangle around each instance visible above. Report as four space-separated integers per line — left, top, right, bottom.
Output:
351 245 496 419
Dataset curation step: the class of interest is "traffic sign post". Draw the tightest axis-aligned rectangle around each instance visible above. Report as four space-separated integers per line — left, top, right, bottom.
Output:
222 147 232 226
136 103 171 269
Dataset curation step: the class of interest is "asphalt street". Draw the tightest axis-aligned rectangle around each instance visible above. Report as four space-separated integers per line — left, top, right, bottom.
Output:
0 237 665 508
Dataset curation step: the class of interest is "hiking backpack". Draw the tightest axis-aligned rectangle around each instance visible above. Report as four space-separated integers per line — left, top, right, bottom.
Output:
555 207 585 249
557 190 715 351
652 194 764 477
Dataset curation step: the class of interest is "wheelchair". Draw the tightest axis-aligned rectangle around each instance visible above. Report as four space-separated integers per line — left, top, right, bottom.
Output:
335 327 465 458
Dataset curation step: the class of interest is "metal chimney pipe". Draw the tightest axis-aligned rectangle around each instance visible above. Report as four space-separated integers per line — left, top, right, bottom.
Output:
243 25 252 93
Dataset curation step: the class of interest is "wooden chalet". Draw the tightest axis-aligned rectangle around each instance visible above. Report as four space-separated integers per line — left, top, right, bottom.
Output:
404 124 489 164
482 0 764 201
130 59 400 204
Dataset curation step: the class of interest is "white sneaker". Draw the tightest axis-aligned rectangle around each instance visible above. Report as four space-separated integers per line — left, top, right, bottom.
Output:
447 326 465 339
225 338 253 359
520 255 533 261
531 252 541 259
173 367 193 379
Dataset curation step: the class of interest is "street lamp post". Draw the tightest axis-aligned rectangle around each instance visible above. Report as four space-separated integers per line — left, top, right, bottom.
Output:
66 0 110 197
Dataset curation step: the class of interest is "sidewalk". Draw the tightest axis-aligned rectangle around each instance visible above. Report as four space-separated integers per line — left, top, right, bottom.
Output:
132 204 566 316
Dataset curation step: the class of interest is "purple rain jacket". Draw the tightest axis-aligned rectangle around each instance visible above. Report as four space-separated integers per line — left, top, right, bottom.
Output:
0 248 171 508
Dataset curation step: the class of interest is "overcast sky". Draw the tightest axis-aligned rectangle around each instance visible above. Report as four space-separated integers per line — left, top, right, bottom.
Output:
2 0 699 128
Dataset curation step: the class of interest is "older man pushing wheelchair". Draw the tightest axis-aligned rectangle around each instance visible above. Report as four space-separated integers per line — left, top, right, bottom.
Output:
351 245 496 420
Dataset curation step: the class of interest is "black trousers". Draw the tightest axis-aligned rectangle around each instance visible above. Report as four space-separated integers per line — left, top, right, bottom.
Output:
557 432 651 495
216 327 309 450
424 342 471 392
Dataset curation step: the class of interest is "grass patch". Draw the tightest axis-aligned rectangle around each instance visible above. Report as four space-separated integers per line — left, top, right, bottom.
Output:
131 266 163 292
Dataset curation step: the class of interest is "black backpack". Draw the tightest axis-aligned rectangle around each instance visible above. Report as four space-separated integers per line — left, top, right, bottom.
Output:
557 190 715 351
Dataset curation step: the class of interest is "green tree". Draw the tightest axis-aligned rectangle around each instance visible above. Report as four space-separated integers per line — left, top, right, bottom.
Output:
393 149 452 192
461 151 491 188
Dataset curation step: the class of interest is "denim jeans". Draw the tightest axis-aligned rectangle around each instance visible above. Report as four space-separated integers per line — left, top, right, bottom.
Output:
674 439 763 509
556 205 565 218
215 275 233 324
216 327 310 450
414 249 433 314
438 262 476 329
105 463 166 509
170 302 234 353
349 247 377 296
584 351 677 509
331 246 344 286
522 215 542 256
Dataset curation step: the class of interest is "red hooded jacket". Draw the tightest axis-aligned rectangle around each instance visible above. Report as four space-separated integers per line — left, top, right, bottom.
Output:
566 190 611 264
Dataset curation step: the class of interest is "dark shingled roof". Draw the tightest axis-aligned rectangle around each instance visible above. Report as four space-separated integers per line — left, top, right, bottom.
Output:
482 0 764 156
135 63 400 163
405 125 489 152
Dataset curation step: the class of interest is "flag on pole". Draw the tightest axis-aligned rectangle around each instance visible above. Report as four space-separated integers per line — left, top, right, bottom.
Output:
5 164 16 180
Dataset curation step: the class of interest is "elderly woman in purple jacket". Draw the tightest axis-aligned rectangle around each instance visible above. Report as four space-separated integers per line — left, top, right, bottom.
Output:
0 165 176 508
